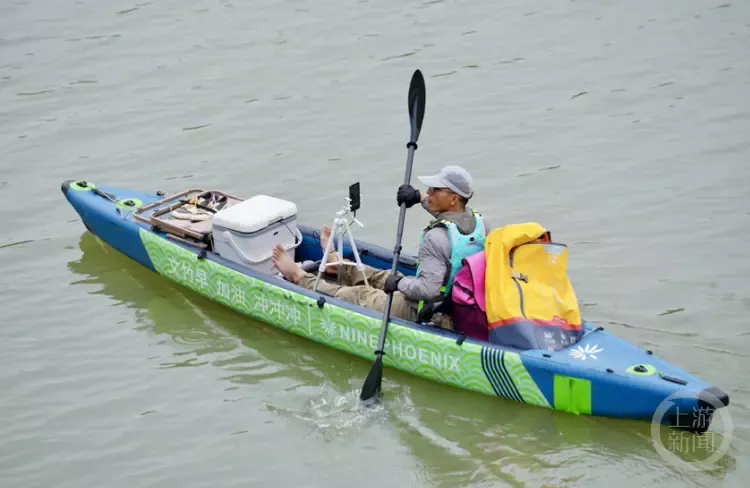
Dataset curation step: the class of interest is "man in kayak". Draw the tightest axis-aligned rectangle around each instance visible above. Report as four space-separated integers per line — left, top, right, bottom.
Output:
271 165 490 324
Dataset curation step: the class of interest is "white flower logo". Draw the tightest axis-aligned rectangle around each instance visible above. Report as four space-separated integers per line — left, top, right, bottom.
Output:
321 313 337 337
568 344 603 361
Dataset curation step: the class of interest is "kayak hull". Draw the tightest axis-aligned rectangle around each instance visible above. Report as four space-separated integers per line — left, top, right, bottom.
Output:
61 179 729 433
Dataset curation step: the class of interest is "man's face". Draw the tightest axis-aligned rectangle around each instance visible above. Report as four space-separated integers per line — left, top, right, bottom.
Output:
426 186 458 213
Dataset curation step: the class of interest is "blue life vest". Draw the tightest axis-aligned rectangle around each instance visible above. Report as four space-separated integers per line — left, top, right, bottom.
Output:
416 209 486 309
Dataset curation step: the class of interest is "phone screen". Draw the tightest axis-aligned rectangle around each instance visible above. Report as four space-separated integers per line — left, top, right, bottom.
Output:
349 182 361 212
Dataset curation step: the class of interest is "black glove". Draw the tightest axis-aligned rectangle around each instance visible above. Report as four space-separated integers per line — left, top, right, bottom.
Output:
396 184 421 208
384 274 403 294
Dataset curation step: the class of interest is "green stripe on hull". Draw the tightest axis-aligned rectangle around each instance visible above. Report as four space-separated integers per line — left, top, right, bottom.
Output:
503 352 551 408
139 229 507 396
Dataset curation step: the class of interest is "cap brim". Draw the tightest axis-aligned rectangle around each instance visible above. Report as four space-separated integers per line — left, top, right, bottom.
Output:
417 175 446 188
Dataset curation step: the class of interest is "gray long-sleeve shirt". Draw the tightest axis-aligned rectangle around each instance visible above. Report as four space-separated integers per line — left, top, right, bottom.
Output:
397 202 491 304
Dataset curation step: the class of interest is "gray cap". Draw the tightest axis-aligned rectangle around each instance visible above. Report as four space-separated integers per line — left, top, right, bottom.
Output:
417 165 474 199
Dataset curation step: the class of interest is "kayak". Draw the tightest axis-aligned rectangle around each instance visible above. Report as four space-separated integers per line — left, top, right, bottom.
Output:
61 179 729 433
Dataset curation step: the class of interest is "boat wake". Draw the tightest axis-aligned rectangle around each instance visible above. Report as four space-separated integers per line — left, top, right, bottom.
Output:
265 384 414 436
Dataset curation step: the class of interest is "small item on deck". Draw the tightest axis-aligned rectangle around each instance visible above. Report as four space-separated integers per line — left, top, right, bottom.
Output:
660 373 689 385
116 198 143 210
172 192 228 221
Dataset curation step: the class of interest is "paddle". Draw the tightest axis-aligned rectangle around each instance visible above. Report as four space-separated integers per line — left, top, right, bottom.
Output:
360 69 426 402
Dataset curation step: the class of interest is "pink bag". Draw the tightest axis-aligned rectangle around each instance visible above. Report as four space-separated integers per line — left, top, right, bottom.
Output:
451 251 489 341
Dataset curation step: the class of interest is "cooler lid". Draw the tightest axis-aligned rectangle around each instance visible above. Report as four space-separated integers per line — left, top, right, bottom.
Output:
212 195 297 234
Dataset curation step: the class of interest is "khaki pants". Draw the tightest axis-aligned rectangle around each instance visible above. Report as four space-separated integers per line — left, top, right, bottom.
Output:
297 262 418 323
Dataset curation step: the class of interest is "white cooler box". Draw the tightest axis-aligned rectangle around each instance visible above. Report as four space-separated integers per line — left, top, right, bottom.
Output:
211 194 302 275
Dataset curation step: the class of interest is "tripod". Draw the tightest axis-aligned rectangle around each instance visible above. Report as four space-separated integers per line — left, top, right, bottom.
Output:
313 195 368 292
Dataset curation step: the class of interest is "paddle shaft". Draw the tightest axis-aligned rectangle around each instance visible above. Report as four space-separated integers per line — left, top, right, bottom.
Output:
373 139 418 356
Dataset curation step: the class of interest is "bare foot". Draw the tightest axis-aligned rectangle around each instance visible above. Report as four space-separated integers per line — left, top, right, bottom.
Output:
319 225 339 274
271 244 304 283
319 225 332 251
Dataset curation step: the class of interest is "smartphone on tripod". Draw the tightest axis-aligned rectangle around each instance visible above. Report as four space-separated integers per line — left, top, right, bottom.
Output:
348 182 360 214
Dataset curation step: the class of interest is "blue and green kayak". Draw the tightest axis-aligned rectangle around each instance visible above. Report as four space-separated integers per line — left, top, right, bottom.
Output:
61 179 729 433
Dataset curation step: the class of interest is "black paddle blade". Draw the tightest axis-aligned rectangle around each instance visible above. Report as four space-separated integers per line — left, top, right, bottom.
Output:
360 355 383 401
408 69 426 142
